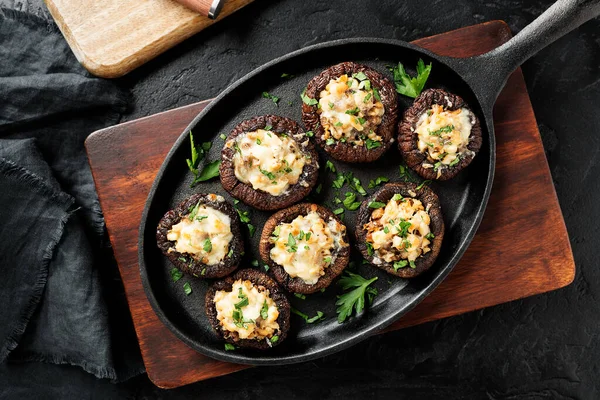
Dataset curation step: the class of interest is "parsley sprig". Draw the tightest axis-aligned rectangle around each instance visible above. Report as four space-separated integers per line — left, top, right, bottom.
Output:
186 131 220 187
291 307 325 324
392 59 432 98
336 271 378 323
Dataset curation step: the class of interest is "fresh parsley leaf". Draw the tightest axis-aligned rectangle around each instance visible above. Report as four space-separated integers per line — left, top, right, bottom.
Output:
326 138 335 145
236 208 251 223
259 168 276 181
188 201 201 220
425 232 435 240
203 238 212 253
345 107 359 115
301 88 318 106
264 264 270 272
280 73 294 78
373 87 381 101
393 260 408 271
333 207 344 215
336 271 378 323
286 233 297 253
264 125 272 131
272 226 280 237
326 160 336 173
291 307 325 324
368 201 386 209
343 192 361 211
365 138 382 150
192 159 221 186
315 183 323 194
358 117 367 125
183 282 192 295
397 220 412 237
363 92 372 103
392 193 403 201
368 176 389 188
260 300 269 319
335 122 343 127
251 259 259 267
170 268 183 282
429 125 454 137
256 138 262 145
224 343 236 351
306 130 314 137
329 102 335 109
186 131 200 175
323 256 332 263
433 161 443 171
409 260 417 269
366 242 374 256
449 156 461 167
392 59 432 98
219 133 227 140
247 223 256 237
262 91 280 106
294 293 306 300
383 226 390 234
201 268 206 275
332 174 346 189
352 71 368 81
269 335 279 343
350 175 367 195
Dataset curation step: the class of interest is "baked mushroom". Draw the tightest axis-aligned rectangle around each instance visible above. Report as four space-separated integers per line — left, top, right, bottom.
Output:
156 193 243 279
220 115 319 211
398 88 482 180
205 269 290 349
355 182 444 278
259 203 350 294
302 62 398 163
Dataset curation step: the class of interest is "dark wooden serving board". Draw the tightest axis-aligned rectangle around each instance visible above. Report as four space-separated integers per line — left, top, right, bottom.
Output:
85 21 575 389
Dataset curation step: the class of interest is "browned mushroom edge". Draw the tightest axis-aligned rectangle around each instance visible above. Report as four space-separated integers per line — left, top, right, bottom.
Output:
302 62 398 163
397 88 482 180
156 193 243 279
205 269 291 349
258 203 351 294
220 115 319 211
355 182 444 278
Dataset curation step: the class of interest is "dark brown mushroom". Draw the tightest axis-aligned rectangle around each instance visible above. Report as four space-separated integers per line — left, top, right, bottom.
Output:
355 182 444 278
302 62 398 163
220 115 319 211
205 268 290 349
259 203 350 294
397 88 482 180
156 193 243 279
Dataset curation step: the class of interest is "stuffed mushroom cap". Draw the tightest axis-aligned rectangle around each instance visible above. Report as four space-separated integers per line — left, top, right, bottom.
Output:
205 269 290 349
156 193 244 279
302 62 398 163
220 115 319 211
398 88 482 180
259 203 350 294
355 182 444 278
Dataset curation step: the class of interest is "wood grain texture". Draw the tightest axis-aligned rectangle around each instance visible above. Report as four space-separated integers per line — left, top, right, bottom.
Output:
44 0 254 78
85 21 575 389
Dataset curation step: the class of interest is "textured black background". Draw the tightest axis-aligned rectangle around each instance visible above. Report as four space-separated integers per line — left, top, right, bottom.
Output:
1 0 599 398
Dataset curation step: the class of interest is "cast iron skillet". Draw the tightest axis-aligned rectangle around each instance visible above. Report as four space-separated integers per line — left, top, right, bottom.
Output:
139 0 600 365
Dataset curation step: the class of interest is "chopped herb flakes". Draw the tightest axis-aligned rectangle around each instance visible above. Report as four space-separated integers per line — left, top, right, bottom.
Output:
368 176 389 188
203 238 212 253
170 268 183 282
301 88 318 106
368 201 386 209
262 91 280 106
294 293 306 300
183 282 192 295
365 138 382 150
291 307 325 324
325 160 336 173
224 343 236 351
416 180 431 190
393 260 408 271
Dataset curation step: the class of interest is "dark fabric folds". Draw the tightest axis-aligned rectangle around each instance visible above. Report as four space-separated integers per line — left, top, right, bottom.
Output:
0 8 144 381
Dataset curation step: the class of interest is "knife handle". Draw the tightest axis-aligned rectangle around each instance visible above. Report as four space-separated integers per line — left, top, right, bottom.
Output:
173 0 225 19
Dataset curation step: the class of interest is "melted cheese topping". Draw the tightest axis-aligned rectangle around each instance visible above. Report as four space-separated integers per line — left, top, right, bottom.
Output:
166 205 232 265
214 279 280 340
318 74 385 146
269 209 347 285
364 197 432 263
231 129 307 196
415 104 474 178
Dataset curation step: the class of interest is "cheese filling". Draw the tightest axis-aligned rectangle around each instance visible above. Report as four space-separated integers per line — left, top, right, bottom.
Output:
231 129 308 196
269 209 347 285
415 104 475 177
213 279 280 340
318 74 385 147
166 203 232 266
364 196 432 265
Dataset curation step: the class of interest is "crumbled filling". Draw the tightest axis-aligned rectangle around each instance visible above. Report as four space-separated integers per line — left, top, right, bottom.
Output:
318 74 385 147
166 200 232 265
269 208 347 285
230 129 308 196
364 195 432 265
415 104 475 178
213 279 280 340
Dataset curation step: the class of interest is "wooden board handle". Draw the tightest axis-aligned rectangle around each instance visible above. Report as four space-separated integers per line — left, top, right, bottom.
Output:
172 0 224 18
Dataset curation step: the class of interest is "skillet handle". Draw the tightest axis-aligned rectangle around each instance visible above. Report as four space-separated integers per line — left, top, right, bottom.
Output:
451 0 600 108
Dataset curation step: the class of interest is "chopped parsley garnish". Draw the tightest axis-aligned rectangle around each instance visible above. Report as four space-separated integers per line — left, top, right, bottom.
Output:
280 73 294 79
343 192 361 210
333 197 342 204
429 125 454 136
219 133 227 140
315 183 323 194
323 256 332 263
336 271 378 323
224 343 236 351
416 180 431 190
304 245 310 250
368 201 386 209
425 232 435 240
393 260 408 271
286 233 298 253
329 102 335 109
201 268 206 275
183 282 192 295
193 159 221 186
352 71 368 81
227 248 234 258
365 138 382 150
264 125 272 131
332 173 346 189
397 220 412 237
272 226 281 237
383 226 390 234
358 117 367 125
294 293 306 300
247 223 256 237
409 260 417 269
188 201 201 220
368 176 389 188
291 307 325 324
449 156 461 167
196 215 208 221
269 335 279 344
301 88 318 106
235 293 249 309
366 242 374 257
236 208 251 223
349 174 367 195
326 138 336 145
392 58 432 98
264 264 270 272
251 259 259 267
256 138 262 145
203 238 212 253
373 87 381 101
170 268 183 282
333 207 345 215
262 91 280 106
305 232 312 240
363 92 372 103
259 168 276 180
335 122 343 127
326 160 336 173
392 193 403 201
305 130 314 137
186 131 216 187
345 107 359 116
433 161 443 171
260 300 269 319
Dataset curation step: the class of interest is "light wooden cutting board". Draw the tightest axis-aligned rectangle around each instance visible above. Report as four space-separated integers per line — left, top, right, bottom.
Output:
44 0 254 78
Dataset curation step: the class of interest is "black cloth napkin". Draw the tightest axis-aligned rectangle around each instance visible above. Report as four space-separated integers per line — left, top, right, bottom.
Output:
0 9 144 381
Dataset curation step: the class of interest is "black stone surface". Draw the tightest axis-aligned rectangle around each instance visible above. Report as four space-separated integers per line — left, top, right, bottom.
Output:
1 0 599 398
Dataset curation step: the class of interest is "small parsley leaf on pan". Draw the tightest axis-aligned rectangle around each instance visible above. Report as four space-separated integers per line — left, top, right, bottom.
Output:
336 271 378 323
392 58 432 98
